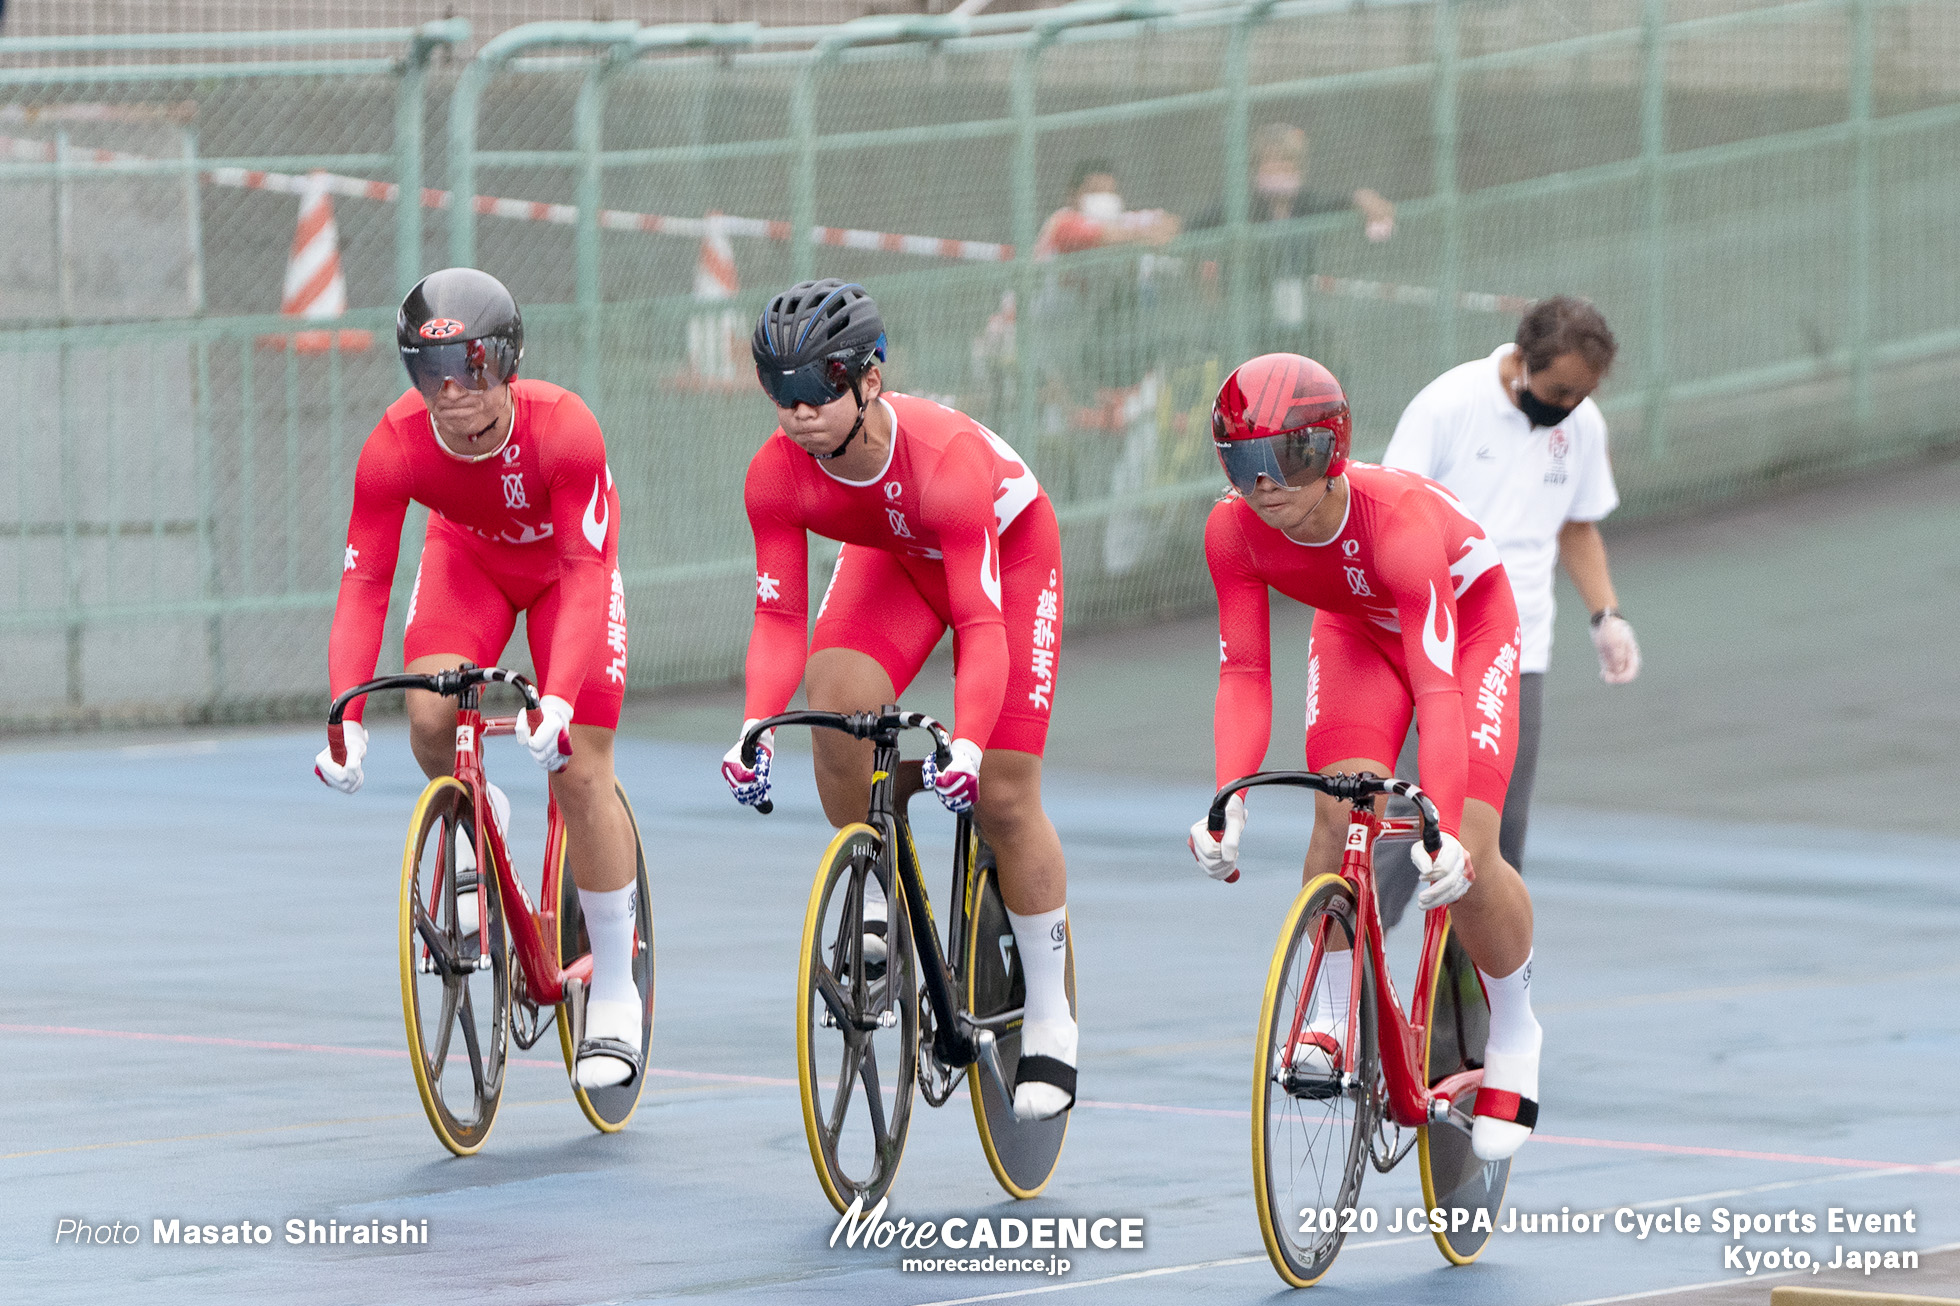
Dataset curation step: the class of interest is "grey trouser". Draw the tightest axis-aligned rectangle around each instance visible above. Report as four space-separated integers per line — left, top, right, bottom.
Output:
1376 671 1544 929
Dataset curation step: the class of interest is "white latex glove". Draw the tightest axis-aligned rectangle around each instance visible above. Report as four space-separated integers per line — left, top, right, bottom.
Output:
314 720 368 794
1188 792 1246 883
515 694 574 772
721 718 774 807
920 738 983 814
1411 831 1475 910
1591 613 1641 685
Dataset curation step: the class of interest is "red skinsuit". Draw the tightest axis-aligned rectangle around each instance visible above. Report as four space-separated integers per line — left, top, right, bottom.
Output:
1205 463 1523 835
329 379 625 727
743 393 1061 754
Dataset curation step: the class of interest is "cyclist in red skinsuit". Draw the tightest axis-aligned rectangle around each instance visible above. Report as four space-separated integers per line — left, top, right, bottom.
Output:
723 280 1076 1125
1189 353 1543 1163
315 268 645 1092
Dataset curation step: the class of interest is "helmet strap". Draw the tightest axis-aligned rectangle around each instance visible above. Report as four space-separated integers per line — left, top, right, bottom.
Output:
811 373 869 463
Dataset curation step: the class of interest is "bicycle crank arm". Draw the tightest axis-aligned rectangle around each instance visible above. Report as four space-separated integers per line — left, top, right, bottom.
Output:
970 1028 1015 1106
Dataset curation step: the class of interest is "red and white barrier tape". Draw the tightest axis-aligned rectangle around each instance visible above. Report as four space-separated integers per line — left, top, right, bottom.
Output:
0 134 1013 263
0 134 1532 310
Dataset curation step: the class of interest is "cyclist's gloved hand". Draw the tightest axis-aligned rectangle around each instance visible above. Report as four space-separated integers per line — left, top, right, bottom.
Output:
314 720 368 794
721 719 774 807
1591 613 1641 685
516 694 574 773
1412 831 1475 909
921 738 983 814
1188 792 1246 883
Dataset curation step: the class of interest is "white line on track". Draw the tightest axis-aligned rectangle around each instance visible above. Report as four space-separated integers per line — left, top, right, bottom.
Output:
1558 1240 1960 1306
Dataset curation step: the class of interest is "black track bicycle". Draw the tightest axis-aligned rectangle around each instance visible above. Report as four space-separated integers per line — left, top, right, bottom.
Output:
740 706 1074 1211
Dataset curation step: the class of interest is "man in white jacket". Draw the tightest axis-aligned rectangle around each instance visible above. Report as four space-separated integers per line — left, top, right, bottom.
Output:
1383 296 1640 875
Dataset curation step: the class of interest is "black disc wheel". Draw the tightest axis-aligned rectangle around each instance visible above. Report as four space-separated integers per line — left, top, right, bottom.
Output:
963 855 1074 1200
1416 922 1512 1265
555 782 656 1132
1252 873 1378 1287
796 823 918 1213
399 777 510 1156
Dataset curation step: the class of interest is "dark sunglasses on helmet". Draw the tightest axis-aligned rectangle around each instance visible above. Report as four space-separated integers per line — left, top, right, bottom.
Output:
399 337 517 402
1214 425 1339 494
756 353 869 411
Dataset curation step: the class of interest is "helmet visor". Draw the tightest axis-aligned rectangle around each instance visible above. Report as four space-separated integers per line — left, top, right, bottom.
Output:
400 338 514 402
1214 425 1339 493
756 354 864 410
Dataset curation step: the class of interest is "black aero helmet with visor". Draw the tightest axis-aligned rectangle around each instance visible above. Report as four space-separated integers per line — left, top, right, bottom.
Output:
1211 352 1352 494
752 279 887 460
396 267 524 402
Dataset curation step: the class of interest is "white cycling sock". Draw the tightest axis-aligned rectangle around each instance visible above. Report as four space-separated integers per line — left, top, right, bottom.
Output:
1313 950 1355 1029
1479 950 1542 1058
484 781 510 840
1007 905 1071 1031
578 884 641 1011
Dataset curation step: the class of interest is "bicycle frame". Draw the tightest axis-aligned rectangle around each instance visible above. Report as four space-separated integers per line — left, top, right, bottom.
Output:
1307 805 1484 1129
1212 772 1487 1132
330 668 586 1010
745 708 1015 1101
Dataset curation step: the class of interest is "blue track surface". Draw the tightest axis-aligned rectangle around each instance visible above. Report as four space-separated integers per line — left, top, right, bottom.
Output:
5 728 1957 1304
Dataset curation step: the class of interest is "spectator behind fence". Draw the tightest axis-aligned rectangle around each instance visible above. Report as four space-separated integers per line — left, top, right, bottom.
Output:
1370 296 1641 923
1033 160 1185 576
1197 123 1396 335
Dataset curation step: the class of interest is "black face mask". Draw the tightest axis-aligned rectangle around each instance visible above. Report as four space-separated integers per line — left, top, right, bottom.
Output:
1515 369 1577 428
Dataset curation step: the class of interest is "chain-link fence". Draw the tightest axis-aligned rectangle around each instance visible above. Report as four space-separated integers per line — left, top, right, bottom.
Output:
4 0 1957 728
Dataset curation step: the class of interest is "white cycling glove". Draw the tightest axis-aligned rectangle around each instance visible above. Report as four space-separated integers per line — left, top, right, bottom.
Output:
921 738 983 814
314 720 368 794
721 719 774 807
516 694 574 773
1411 831 1475 910
1591 612 1641 685
1187 792 1246 883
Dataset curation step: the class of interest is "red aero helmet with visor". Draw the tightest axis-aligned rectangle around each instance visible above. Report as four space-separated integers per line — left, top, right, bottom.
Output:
395 267 524 402
1211 353 1352 493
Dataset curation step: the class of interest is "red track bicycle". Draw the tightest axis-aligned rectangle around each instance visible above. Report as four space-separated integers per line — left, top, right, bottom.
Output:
326 664 653 1156
1202 770 1510 1286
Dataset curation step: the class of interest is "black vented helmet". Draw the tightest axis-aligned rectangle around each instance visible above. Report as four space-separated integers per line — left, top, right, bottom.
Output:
751 279 886 373
396 267 523 399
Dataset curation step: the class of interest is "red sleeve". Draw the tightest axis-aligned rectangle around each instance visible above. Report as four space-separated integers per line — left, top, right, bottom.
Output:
537 393 616 711
328 420 414 724
1205 501 1274 789
919 435 1010 749
1374 494 1470 835
1036 209 1108 256
741 439 812 723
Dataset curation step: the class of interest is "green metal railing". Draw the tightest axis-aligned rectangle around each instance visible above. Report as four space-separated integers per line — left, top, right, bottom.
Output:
3 0 1956 728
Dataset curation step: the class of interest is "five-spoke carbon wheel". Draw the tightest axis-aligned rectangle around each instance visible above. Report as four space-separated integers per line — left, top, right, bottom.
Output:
796 823 918 1213
399 777 510 1156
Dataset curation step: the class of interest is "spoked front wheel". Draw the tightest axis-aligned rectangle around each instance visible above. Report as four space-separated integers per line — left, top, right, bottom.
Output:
1252 873 1377 1287
399 777 510 1156
554 782 656 1133
1416 921 1512 1265
797 823 919 1213
964 851 1075 1200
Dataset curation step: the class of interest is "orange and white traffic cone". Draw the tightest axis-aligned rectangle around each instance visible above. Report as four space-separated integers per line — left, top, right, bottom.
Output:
262 170 371 354
685 213 744 387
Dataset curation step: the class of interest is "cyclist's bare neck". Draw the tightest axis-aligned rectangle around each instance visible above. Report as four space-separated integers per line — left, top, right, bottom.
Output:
1246 474 1348 545
784 366 894 482
430 384 515 462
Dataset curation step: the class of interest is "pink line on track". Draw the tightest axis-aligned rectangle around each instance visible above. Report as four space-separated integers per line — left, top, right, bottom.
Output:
0 1023 792 1086
9 1024 1958 1173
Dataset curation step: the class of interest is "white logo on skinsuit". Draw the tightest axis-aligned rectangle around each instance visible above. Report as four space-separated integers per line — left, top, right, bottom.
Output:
1421 581 1456 675
1448 531 1503 598
978 532 1001 611
582 476 608 553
